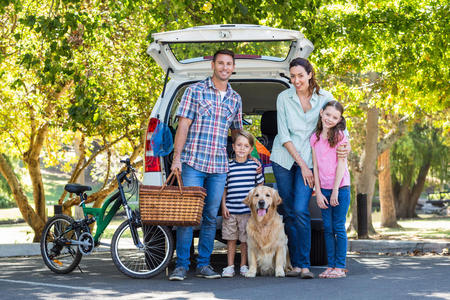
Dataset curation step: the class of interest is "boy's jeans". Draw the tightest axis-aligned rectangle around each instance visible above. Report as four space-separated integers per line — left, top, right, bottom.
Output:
175 163 227 270
320 186 351 268
272 162 312 269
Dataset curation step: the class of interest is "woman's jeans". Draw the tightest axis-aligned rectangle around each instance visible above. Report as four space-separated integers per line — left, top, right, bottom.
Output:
320 187 351 269
272 162 312 268
175 163 227 270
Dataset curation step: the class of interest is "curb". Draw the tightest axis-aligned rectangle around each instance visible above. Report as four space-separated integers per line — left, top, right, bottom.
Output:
0 240 448 258
349 240 450 254
0 242 110 258
0 243 41 258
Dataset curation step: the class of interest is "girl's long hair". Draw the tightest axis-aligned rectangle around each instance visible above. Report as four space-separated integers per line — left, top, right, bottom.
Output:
314 101 346 148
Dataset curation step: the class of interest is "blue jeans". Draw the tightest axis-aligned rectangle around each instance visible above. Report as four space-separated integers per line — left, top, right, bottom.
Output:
175 163 227 270
320 187 351 268
272 162 312 268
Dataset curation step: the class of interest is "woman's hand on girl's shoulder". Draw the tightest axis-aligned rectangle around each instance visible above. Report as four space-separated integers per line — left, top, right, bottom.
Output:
337 141 351 158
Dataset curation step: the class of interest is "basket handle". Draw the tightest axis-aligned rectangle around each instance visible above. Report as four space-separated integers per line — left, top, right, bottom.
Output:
160 169 183 194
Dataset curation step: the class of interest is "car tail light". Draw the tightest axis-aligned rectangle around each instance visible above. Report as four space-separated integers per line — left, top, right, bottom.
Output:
145 117 161 172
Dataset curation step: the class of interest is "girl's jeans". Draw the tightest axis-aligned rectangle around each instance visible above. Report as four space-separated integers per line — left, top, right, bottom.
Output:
175 163 227 270
272 162 312 268
320 186 351 269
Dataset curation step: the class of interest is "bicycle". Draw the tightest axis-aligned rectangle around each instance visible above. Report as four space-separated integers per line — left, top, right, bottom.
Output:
40 158 174 279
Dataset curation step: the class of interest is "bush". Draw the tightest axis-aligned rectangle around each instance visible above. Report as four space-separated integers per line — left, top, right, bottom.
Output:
0 195 16 208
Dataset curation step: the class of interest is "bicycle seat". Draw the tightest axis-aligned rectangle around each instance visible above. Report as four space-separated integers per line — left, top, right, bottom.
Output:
65 183 92 194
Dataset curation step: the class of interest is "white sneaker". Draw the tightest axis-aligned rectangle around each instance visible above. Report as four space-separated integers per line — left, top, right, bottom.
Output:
222 265 235 278
240 265 249 276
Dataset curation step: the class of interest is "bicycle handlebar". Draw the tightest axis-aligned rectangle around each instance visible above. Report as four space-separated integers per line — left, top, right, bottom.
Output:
117 158 135 184
120 158 131 166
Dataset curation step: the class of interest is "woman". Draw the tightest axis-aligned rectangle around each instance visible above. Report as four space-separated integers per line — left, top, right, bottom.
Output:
270 58 349 279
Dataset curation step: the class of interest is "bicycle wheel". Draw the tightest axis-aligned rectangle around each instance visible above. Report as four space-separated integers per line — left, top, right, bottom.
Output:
40 215 82 274
111 220 174 279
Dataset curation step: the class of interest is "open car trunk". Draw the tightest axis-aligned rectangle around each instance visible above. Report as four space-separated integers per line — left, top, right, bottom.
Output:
162 79 289 174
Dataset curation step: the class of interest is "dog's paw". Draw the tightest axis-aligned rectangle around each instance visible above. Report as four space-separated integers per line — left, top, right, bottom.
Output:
275 269 285 277
245 271 257 278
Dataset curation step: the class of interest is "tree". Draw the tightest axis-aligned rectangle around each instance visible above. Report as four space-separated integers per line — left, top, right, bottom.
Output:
0 0 160 240
391 124 449 218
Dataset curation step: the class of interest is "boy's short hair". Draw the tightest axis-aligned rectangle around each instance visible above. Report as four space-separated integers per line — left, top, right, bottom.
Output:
233 130 255 148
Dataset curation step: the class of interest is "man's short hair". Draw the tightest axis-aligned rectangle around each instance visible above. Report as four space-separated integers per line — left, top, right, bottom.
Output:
213 49 235 63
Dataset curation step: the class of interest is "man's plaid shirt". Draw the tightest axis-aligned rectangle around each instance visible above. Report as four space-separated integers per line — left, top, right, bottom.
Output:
176 77 242 174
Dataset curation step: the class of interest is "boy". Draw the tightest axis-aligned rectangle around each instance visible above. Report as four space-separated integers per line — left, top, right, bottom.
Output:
221 130 264 277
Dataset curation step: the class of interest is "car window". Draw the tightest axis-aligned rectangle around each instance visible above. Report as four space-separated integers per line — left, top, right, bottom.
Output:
169 41 292 64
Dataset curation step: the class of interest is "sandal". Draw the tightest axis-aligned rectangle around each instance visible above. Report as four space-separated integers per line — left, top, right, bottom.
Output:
286 267 302 277
326 268 347 279
319 268 335 279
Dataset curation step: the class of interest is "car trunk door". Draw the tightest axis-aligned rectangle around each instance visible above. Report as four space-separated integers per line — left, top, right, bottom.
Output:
147 24 314 79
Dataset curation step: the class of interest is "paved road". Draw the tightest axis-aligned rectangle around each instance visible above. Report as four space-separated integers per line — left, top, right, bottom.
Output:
0 252 449 300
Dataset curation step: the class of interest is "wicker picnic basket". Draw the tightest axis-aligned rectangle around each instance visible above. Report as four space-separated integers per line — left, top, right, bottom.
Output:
139 169 207 226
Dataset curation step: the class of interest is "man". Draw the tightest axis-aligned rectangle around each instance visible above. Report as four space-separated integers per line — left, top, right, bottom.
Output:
169 49 243 281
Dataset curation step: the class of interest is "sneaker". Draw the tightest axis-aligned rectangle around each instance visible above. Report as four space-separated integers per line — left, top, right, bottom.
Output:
169 267 187 281
240 265 249 276
222 265 235 278
195 265 221 279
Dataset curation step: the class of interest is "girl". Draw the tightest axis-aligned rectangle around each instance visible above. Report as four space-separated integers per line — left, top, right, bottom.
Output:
271 58 350 279
310 101 351 279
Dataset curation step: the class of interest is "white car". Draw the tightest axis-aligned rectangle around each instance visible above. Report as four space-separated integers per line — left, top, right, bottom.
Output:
142 24 325 264
144 24 313 184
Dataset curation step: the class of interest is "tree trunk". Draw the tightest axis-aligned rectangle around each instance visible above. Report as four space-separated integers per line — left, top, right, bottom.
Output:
405 161 431 218
378 150 399 227
27 155 46 222
0 154 45 238
350 107 379 237
395 180 411 218
23 122 49 241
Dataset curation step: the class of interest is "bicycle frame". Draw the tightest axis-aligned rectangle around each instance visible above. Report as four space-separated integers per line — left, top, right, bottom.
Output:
78 169 136 244
81 191 122 243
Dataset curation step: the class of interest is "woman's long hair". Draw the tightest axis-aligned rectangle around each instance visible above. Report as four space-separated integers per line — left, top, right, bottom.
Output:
314 101 346 148
289 57 320 95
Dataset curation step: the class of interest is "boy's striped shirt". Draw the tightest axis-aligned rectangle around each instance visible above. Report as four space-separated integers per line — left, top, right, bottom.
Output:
225 159 264 214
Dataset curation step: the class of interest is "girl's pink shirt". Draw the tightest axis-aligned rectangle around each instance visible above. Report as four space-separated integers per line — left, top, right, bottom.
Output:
310 131 350 189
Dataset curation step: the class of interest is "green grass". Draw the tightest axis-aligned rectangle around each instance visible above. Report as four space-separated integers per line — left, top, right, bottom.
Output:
371 212 450 240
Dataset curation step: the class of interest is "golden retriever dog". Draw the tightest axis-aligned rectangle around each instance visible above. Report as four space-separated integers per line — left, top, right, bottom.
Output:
243 185 290 277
